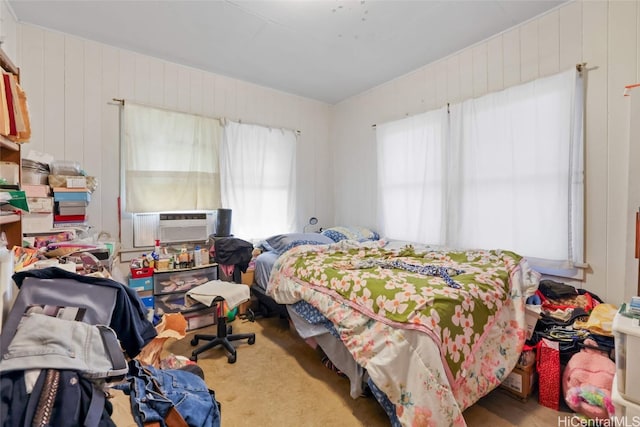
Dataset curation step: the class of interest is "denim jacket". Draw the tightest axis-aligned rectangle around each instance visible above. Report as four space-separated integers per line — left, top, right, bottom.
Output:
117 360 220 427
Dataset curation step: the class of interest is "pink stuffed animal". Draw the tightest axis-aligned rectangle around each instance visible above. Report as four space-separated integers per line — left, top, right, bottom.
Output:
562 338 616 420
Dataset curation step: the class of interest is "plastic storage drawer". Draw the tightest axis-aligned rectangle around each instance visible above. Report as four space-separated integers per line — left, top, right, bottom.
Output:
153 264 217 295
613 311 640 405
128 276 153 292
612 374 640 421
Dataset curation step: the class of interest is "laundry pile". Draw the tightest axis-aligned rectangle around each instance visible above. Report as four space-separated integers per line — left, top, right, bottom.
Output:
524 279 617 420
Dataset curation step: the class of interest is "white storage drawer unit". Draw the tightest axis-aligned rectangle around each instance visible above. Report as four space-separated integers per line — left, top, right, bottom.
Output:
613 311 640 405
612 375 640 420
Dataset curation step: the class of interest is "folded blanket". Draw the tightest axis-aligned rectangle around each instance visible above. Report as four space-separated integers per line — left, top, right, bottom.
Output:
185 280 250 310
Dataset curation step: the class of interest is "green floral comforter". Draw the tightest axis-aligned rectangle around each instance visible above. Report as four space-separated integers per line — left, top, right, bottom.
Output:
268 240 539 426
280 242 520 378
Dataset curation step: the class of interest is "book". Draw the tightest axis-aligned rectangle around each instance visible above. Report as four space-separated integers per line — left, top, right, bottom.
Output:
52 187 89 193
22 184 50 197
2 74 16 137
53 222 88 229
27 197 53 213
57 201 88 207
54 214 86 222
58 206 86 216
54 192 91 202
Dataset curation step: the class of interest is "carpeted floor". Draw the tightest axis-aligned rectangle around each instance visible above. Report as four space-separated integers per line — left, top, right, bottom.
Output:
164 316 564 426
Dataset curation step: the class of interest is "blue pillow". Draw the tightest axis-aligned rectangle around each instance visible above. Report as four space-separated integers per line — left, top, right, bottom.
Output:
320 226 379 243
261 233 334 255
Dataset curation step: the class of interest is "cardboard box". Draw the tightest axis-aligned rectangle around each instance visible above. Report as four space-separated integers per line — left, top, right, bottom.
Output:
22 184 50 198
241 268 255 285
525 305 541 340
0 161 19 185
500 363 537 400
27 197 53 213
22 212 53 233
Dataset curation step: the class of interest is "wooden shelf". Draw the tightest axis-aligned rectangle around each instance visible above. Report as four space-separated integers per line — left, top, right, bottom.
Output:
0 135 20 151
0 48 19 77
0 46 22 248
0 135 19 151
0 213 20 225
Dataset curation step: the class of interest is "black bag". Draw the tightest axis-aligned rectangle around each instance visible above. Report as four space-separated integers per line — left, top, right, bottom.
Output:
538 279 577 299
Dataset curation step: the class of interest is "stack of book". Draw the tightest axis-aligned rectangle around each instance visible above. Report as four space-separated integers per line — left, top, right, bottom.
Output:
53 187 90 228
22 184 53 233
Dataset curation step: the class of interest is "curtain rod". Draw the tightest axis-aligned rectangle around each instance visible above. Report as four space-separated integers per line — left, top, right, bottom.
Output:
226 118 301 136
371 63 589 129
112 99 301 135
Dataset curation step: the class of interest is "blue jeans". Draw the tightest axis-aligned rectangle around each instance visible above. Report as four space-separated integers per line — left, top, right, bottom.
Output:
118 360 220 427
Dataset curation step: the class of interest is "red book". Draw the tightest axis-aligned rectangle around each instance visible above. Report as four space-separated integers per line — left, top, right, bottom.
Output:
3 74 16 136
54 214 86 222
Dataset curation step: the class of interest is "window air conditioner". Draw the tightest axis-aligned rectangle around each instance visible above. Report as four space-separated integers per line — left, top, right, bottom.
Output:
159 212 209 244
132 212 212 248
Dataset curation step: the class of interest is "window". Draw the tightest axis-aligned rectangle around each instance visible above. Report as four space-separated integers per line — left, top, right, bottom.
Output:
376 108 447 243
122 102 222 213
376 69 584 273
221 121 297 240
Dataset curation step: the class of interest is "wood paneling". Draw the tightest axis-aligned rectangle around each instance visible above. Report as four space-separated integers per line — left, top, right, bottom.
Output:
608 0 638 304
472 44 488 97
330 0 640 303
16 24 330 243
520 20 539 82
487 36 504 93
502 28 521 88
43 31 65 157
538 11 560 76
582 0 609 302
559 1 583 72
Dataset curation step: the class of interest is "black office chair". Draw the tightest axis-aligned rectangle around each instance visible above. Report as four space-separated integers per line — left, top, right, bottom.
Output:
189 295 256 364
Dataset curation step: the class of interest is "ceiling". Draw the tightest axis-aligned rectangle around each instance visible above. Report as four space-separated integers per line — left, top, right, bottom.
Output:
8 0 566 104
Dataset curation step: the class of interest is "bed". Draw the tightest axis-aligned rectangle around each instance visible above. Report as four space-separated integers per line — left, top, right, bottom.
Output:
260 229 539 426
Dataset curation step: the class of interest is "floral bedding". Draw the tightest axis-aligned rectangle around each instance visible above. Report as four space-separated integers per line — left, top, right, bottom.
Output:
267 240 539 426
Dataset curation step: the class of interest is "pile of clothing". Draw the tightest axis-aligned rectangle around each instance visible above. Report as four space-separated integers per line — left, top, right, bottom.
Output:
526 279 617 421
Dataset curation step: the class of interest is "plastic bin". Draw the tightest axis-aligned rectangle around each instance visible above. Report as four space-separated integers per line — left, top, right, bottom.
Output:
613 310 640 405
612 374 640 421
50 160 81 176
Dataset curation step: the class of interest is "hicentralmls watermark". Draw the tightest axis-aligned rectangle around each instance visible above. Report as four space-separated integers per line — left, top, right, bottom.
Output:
557 416 640 427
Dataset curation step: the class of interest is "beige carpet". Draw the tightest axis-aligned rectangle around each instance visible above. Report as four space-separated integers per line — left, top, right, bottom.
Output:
164 316 564 426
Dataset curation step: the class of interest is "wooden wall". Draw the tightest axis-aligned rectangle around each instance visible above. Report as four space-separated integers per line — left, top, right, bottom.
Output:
331 0 640 304
8 22 332 248
2 0 638 303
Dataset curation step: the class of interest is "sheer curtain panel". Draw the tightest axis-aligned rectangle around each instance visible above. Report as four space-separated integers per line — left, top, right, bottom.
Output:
123 103 223 213
376 69 584 271
221 121 297 240
447 69 584 267
376 108 448 243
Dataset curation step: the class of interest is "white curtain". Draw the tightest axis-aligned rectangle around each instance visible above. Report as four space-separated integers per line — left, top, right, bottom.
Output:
377 69 584 268
221 121 297 240
448 69 583 265
376 108 447 243
123 103 222 213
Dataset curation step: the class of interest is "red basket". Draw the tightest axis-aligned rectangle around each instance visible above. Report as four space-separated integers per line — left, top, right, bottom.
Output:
130 267 154 278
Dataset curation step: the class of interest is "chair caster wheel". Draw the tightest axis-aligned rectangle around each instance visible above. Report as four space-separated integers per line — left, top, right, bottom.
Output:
190 354 198 362
248 336 256 345
227 326 233 334
227 354 236 364
191 338 199 346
